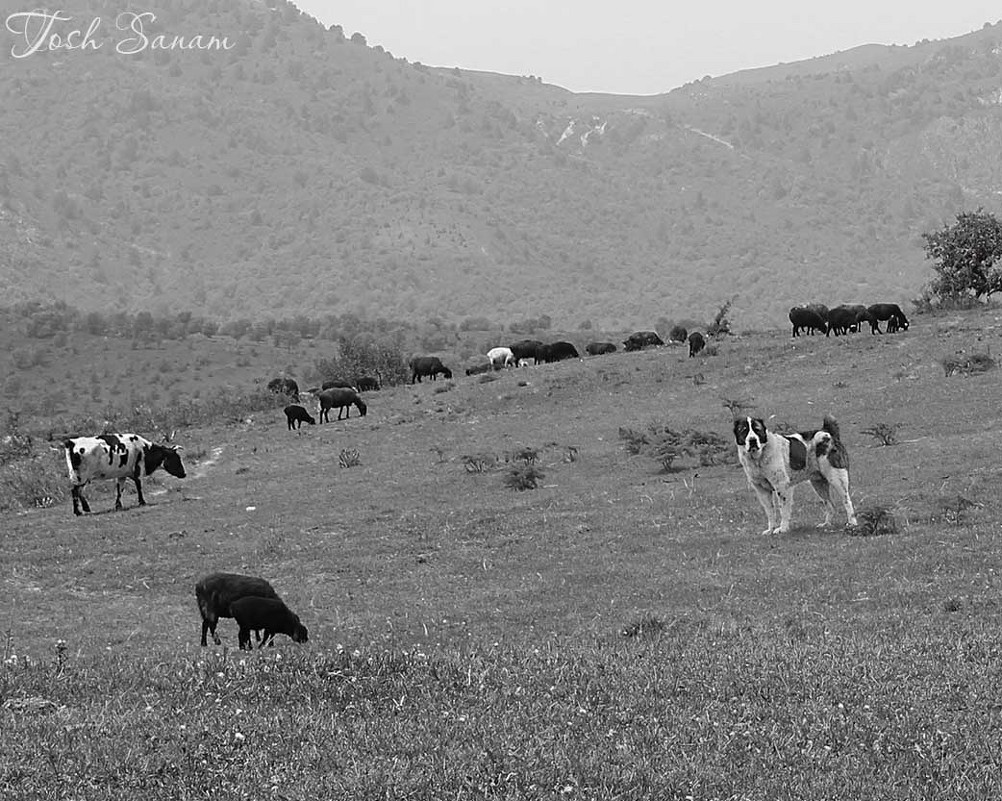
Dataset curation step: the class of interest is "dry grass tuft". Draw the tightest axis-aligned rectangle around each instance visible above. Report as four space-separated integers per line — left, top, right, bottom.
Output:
849 504 899 537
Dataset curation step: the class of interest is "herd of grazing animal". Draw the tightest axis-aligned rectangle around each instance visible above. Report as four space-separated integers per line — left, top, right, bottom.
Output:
57 304 910 648
789 302 909 338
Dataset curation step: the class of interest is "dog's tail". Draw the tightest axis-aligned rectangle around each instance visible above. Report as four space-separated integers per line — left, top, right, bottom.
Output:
821 414 850 470
821 414 843 443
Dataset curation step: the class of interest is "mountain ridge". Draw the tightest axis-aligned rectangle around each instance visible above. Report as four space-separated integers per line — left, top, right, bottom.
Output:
2 0 1002 329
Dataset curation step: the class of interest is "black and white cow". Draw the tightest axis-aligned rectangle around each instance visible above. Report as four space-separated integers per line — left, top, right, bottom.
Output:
62 434 186 516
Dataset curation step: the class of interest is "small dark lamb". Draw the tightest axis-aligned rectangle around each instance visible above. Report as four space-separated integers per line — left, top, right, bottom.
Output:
195 572 280 646
284 404 316 430
230 596 309 650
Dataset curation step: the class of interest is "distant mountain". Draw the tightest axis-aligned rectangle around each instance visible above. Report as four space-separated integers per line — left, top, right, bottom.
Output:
2 0 1002 329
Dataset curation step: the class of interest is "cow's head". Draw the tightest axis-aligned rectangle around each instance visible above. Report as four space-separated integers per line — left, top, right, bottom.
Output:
150 443 186 478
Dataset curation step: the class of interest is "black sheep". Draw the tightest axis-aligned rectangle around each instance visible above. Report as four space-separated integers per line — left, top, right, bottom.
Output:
195 573 280 646
284 404 316 430
230 596 309 650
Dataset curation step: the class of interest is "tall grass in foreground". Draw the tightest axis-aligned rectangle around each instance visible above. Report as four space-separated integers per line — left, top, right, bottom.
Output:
3 622 1001 799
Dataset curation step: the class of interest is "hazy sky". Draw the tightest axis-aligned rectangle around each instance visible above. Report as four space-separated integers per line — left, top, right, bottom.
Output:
292 1 1000 95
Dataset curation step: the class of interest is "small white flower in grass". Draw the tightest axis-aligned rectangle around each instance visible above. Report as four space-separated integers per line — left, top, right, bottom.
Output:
234 731 245 744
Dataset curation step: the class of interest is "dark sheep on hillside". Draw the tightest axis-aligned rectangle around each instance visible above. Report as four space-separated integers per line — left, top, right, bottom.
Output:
537 341 579 363
509 339 544 364
866 303 909 334
318 387 367 422
195 572 280 647
355 374 381 392
623 331 665 351
267 377 300 401
230 596 309 650
322 379 357 391
788 306 828 337
585 341 617 356
409 356 453 383
688 331 706 357
668 325 688 344
827 304 873 336
284 404 315 430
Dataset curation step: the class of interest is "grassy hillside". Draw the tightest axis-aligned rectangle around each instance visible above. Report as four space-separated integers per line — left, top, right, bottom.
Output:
3 0 1002 329
2 307 1002 795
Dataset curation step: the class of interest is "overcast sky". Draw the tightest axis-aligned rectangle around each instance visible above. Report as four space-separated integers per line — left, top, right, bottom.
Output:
292 1 1000 95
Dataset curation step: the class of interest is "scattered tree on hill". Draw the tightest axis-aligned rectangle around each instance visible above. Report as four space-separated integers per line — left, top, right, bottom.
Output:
921 209 1002 304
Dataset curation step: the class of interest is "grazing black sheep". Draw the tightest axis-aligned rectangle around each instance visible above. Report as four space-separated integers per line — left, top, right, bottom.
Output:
866 303 909 334
230 596 309 650
409 356 452 383
318 387 367 422
688 331 706 357
321 379 357 391
354 375 381 392
788 306 828 337
585 342 617 356
284 404 316 430
623 331 665 351
195 573 280 647
509 339 544 364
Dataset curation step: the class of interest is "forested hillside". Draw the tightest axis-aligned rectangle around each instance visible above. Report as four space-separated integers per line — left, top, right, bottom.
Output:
2 0 1001 328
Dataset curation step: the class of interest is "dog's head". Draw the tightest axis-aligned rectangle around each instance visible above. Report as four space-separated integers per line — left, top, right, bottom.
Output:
734 416 769 455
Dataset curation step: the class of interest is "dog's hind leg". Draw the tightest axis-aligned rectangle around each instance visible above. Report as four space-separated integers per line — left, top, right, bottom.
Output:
810 478 837 528
829 474 857 527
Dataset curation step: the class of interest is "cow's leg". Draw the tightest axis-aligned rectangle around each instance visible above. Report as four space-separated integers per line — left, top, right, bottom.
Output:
114 478 126 510
71 485 89 515
133 476 146 506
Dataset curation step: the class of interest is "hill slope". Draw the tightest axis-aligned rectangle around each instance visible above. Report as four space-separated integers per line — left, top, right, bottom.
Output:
2 1 1002 327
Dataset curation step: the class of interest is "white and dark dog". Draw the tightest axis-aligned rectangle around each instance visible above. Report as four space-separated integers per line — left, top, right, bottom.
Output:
733 415 858 535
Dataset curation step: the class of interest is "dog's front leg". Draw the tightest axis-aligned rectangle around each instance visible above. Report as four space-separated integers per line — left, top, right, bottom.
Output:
774 484 794 533
752 483 779 534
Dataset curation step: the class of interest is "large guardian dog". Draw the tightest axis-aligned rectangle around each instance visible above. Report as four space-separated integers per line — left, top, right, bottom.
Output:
733 415 857 535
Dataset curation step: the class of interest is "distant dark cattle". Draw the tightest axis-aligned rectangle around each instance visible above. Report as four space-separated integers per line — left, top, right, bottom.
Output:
623 331 665 351
354 375 381 392
267 377 300 401
284 404 315 430
788 306 828 337
585 341 617 356
409 356 452 383
195 572 280 647
866 303 909 334
318 387 367 422
688 331 706 357
509 339 544 364
827 304 872 336
230 596 309 650
62 434 186 517
538 341 579 363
